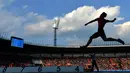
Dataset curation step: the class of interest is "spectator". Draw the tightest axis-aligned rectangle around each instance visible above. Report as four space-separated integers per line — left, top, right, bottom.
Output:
90 53 99 72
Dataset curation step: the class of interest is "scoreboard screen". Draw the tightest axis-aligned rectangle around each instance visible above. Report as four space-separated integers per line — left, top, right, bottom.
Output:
11 37 24 48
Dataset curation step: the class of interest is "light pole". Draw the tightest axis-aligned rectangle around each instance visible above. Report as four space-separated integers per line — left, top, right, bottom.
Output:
53 17 60 46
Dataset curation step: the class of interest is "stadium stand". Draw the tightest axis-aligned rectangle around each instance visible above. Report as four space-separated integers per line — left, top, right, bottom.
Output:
1 36 130 72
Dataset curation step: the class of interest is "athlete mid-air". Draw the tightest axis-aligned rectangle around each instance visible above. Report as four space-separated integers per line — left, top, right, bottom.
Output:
81 12 125 48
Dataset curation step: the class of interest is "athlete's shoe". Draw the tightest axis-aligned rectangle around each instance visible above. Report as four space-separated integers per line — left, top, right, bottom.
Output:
80 45 87 48
117 38 125 45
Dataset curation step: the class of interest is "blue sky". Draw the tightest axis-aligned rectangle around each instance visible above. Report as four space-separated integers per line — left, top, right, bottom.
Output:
7 0 128 26
0 0 130 46
10 0 129 19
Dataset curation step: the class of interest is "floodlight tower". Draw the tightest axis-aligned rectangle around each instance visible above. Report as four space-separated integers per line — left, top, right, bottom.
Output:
53 17 60 46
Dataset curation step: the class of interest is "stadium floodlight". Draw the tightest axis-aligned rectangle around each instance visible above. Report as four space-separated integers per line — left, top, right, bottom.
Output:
53 17 60 29
53 17 60 46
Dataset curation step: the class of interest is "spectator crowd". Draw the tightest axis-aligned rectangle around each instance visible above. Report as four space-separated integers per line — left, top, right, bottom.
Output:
1 57 130 70
42 57 130 70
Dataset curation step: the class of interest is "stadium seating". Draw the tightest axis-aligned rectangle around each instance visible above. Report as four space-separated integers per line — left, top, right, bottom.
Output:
1 57 130 71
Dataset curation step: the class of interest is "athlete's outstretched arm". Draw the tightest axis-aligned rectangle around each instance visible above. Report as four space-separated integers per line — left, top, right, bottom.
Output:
85 18 98 26
106 18 116 23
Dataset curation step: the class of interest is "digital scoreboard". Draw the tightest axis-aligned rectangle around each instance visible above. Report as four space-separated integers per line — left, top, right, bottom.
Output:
11 36 24 48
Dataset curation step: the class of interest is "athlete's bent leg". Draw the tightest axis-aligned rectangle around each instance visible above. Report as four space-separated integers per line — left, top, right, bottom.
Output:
117 38 125 45
84 32 100 47
85 37 93 47
102 37 125 45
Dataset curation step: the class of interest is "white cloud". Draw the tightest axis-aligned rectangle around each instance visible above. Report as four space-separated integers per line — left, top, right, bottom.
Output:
0 10 25 32
0 1 46 38
0 2 129 46
26 5 121 34
25 19 53 36
0 0 15 8
23 5 28 9
24 12 51 36
25 5 124 45
116 17 124 21
59 6 121 33
116 22 130 37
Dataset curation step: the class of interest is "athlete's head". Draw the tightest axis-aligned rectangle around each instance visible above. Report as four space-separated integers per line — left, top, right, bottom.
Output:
100 12 107 18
